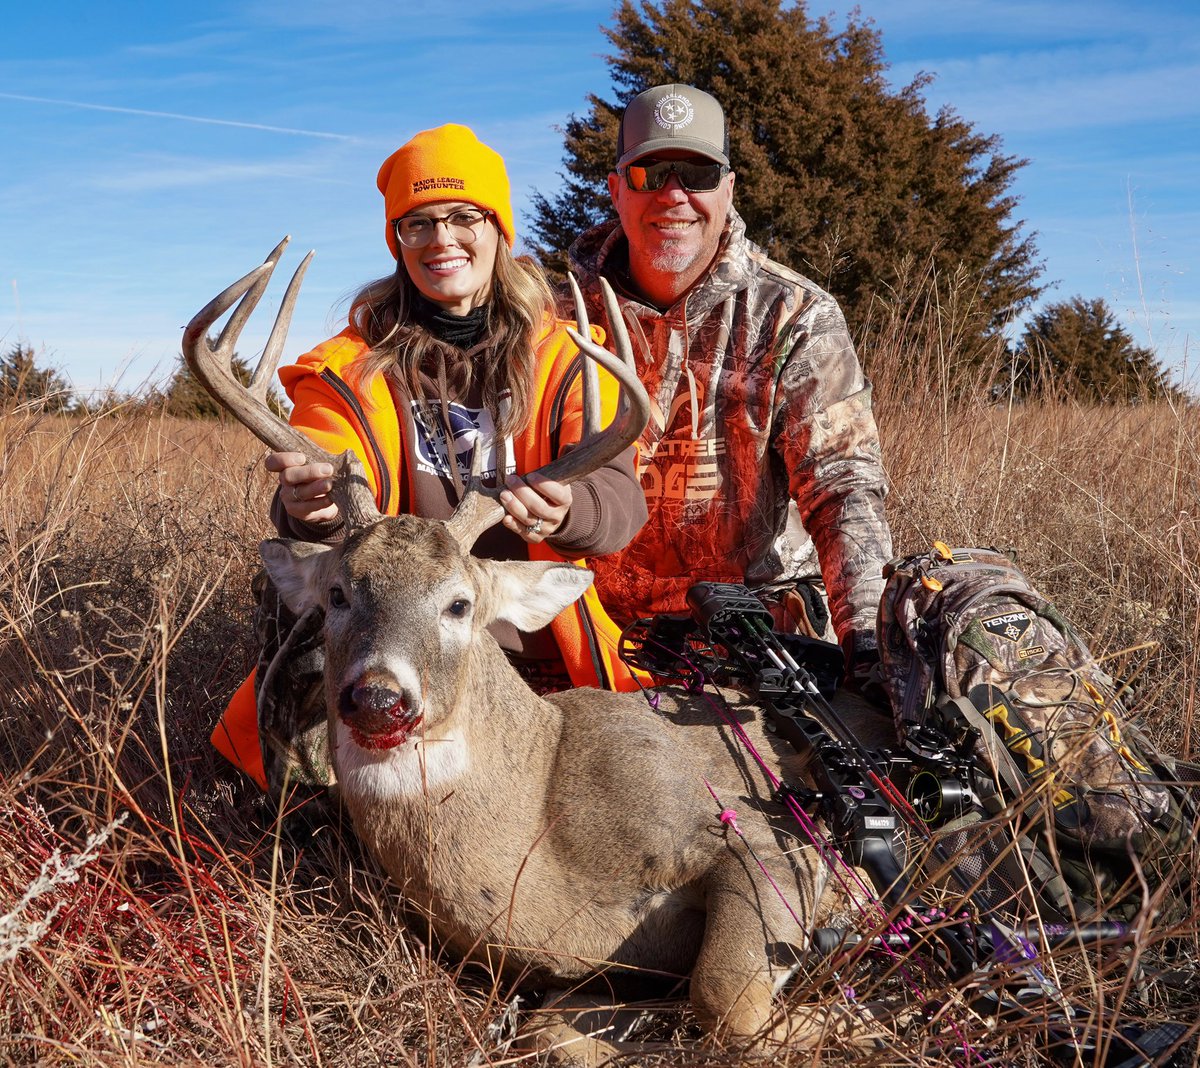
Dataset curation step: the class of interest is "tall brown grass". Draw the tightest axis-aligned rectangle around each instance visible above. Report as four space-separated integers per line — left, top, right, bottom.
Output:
1 291 1197 1065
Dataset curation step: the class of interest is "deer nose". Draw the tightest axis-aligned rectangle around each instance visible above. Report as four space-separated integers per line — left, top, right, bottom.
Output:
338 676 422 739
354 682 411 715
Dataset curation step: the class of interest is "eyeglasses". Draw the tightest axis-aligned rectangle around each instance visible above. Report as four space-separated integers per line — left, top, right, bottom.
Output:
393 208 494 249
621 158 729 193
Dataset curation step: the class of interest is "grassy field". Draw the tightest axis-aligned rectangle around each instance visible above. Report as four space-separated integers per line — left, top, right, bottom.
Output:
2 335 1198 1065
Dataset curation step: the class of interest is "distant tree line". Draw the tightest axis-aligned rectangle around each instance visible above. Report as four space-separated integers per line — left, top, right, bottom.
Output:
0 342 288 417
1006 297 1173 401
1 343 76 413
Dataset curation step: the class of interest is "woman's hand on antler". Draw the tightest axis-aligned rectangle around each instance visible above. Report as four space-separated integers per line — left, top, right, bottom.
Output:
265 451 339 523
500 473 571 544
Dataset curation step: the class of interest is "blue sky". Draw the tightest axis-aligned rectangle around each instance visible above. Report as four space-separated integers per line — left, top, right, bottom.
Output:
1 0 1196 397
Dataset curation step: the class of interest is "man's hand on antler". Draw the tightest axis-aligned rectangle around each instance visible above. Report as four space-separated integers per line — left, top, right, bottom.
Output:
265 451 339 523
500 473 571 544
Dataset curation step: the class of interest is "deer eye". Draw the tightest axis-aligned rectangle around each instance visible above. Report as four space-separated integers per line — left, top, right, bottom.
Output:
329 584 348 609
446 598 470 619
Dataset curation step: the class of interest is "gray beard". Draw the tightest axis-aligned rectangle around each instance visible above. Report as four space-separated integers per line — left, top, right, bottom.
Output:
647 247 700 275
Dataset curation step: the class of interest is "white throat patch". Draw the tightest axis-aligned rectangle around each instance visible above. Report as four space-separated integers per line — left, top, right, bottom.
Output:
334 720 470 802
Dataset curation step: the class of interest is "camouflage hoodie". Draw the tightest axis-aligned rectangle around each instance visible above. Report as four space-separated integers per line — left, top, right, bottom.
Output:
568 207 892 646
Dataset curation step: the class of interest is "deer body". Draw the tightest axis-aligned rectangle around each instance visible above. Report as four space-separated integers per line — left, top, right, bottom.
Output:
264 513 838 1039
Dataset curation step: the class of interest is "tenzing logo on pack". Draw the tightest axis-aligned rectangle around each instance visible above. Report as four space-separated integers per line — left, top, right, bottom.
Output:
982 610 1032 643
654 93 694 131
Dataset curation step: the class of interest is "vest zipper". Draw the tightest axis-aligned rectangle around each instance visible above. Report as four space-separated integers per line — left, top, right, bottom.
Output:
318 368 393 514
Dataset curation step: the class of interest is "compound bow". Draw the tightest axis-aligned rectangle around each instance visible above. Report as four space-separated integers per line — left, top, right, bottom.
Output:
619 582 1188 1067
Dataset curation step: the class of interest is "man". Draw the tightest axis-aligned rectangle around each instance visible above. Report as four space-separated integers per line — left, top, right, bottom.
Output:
568 83 893 681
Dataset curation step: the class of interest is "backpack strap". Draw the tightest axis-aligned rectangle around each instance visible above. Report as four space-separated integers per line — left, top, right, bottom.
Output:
939 694 1028 801
935 694 1081 915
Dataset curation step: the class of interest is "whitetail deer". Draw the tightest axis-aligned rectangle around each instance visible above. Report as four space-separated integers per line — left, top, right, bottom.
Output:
184 239 867 1062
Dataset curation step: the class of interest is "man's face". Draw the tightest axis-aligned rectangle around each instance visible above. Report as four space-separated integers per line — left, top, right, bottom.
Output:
607 149 735 308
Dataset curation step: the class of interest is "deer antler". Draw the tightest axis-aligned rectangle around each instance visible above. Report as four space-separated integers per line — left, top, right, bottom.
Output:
446 274 650 549
182 238 383 529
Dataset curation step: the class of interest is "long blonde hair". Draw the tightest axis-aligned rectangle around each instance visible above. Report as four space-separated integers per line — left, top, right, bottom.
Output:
347 235 555 438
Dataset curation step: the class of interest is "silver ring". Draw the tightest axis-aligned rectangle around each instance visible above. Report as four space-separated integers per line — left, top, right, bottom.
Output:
526 518 543 536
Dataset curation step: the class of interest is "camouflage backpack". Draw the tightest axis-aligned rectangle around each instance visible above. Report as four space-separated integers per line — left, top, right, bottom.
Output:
877 542 1192 917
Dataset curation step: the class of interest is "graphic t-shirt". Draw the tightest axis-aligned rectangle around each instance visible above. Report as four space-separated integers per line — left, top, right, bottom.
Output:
409 395 515 486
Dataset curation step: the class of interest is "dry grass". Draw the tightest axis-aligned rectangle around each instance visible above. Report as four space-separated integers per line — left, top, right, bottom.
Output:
1 302 1198 1066
0 412 495 1066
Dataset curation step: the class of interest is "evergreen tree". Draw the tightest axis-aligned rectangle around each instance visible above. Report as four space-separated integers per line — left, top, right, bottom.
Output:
1012 296 1172 401
531 0 1043 348
157 347 288 419
0 343 74 412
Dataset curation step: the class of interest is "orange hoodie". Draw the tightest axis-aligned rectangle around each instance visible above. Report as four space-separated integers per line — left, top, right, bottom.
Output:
212 319 647 789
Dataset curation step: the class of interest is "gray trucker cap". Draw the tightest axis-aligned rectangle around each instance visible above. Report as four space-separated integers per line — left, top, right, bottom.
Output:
615 84 730 170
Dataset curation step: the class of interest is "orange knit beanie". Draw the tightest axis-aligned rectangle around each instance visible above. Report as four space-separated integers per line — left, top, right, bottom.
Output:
376 124 515 257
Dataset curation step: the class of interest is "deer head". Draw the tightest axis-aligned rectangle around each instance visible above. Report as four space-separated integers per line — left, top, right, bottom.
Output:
259 518 595 766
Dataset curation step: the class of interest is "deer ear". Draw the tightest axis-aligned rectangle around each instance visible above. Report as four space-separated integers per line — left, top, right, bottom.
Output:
486 561 594 631
259 538 335 615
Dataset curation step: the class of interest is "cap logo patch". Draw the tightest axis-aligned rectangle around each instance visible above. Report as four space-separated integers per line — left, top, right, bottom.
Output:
412 176 466 193
653 92 694 132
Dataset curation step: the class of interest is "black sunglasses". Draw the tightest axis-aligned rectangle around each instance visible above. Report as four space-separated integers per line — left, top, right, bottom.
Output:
621 158 729 193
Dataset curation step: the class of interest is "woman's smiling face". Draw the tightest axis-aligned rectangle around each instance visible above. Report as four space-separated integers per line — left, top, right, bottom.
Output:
398 200 500 315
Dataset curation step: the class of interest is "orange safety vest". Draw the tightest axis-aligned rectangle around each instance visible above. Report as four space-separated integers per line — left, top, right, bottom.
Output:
212 318 647 789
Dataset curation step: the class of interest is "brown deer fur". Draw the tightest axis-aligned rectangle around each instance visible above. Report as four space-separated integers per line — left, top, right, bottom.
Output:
262 513 866 1055
185 251 868 1059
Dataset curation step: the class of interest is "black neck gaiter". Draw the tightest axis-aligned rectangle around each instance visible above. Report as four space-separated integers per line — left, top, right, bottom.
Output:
414 296 489 350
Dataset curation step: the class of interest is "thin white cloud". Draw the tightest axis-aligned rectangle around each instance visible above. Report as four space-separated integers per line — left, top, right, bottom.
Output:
92 159 351 193
903 57 1200 134
123 32 249 59
242 0 607 33
0 92 362 142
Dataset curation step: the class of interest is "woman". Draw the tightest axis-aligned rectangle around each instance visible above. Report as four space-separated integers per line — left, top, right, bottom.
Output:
214 124 648 792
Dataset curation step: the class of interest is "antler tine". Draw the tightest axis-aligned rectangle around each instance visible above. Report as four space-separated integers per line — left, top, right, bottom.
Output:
598 273 637 421
252 239 312 398
567 272 604 441
552 273 649 483
445 438 506 549
183 240 384 530
184 243 315 461
213 234 291 390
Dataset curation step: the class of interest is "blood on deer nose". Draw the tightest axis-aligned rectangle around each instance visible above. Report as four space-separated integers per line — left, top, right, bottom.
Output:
337 678 423 749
